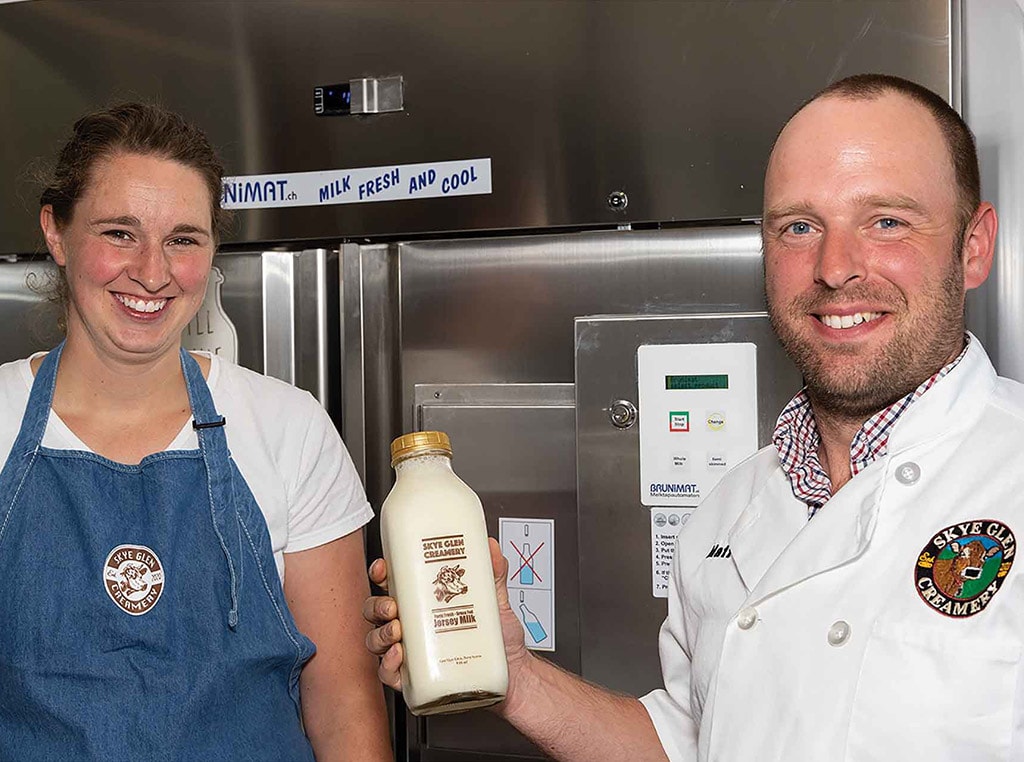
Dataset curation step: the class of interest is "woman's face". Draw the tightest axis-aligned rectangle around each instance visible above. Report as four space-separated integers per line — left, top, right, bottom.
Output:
41 152 215 366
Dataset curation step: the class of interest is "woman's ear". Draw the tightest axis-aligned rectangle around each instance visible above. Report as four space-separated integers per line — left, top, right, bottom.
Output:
39 205 68 266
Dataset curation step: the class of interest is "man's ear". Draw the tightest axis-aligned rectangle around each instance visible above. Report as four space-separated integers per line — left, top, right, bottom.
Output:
962 202 997 291
39 205 67 266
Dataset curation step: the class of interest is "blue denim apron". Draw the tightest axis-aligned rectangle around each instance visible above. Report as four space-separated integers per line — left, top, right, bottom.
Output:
0 345 316 761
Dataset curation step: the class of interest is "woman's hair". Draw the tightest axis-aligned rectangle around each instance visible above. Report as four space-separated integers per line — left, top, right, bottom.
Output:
35 102 229 326
40 101 228 238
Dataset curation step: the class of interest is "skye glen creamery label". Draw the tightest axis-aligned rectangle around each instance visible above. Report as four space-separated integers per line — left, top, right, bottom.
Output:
423 534 478 634
423 534 467 562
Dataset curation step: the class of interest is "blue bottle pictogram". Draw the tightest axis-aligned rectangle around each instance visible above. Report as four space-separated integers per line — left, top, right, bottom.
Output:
519 602 547 643
519 542 535 585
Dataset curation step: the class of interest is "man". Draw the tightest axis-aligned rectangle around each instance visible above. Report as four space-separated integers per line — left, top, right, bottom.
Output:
365 74 1022 761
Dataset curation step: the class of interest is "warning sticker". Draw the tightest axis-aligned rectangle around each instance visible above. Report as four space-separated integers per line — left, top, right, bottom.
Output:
499 518 555 652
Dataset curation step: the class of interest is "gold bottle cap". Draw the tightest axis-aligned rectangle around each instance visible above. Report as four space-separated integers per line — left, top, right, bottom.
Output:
390 431 452 467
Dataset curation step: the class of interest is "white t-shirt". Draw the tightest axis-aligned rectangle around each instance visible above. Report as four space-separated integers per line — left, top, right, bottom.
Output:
0 352 373 582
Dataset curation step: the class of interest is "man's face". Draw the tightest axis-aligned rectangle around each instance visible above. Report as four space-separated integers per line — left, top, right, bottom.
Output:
763 93 971 419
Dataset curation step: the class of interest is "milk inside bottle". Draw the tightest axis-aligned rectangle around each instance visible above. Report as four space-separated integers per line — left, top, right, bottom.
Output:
380 431 509 715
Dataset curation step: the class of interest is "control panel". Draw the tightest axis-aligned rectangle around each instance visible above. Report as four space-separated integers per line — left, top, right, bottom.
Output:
637 342 758 507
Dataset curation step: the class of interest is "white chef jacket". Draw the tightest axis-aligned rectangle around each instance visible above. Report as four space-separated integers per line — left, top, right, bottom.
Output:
641 337 1024 761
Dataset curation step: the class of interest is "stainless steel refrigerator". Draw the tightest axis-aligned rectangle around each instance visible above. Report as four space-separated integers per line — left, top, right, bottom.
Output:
0 2 1000 761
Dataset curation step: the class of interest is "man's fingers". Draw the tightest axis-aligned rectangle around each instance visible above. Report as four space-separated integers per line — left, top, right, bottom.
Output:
365 618 403 656
378 643 405 691
362 594 398 626
488 537 510 607
368 557 390 591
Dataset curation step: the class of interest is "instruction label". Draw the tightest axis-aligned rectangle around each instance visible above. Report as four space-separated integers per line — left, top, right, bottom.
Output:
499 518 555 652
651 508 694 598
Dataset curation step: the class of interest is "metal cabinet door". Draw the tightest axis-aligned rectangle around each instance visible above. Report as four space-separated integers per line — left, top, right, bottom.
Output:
574 312 802 696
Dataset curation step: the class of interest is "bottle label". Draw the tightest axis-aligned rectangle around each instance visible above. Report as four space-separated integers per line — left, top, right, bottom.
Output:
423 533 477 634
422 534 467 563
432 601 477 634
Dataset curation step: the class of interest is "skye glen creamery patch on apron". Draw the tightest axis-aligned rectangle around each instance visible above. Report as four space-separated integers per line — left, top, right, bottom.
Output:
103 544 165 616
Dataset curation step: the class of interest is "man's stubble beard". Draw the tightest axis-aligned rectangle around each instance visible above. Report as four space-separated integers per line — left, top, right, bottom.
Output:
767 258 966 421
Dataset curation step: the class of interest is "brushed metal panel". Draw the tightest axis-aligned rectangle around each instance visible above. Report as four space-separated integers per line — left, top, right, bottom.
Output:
414 384 576 761
343 243 400 514
293 249 327 404
340 243 367 482
341 243 404 757
261 248 338 410
962 0 1024 381
262 251 298 386
398 226 767 393
1 0 951 251
416 383 575 407
213 252 264 374
574 313 801 697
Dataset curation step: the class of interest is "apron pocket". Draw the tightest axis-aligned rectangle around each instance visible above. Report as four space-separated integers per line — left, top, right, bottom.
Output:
845 620 1019 762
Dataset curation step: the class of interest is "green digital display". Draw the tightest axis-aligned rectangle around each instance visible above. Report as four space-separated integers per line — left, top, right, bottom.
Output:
665 374 729 390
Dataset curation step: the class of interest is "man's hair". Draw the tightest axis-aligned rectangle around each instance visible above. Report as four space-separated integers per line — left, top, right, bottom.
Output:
809 73 980 240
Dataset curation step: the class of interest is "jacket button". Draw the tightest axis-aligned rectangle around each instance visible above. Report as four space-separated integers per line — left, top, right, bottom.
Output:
736 607 758 630
827 620 851 646
894 462 921 485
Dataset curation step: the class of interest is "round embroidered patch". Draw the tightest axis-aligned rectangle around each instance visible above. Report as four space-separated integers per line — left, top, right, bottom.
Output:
915 520 1015 618
103 544 165 616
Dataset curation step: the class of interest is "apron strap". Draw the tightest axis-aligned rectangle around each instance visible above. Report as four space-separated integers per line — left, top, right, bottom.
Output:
0 343 65 548
16 341 64 452
181 349 241 630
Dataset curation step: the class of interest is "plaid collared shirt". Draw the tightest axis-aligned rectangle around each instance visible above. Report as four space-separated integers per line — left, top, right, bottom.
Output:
773 336 971 519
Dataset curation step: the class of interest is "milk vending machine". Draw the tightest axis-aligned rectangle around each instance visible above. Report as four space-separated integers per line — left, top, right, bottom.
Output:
0 1 969 760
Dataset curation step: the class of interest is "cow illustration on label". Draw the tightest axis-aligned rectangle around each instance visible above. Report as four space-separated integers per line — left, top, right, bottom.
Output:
433 564 468 603
118 562 149 595
932 539 999 598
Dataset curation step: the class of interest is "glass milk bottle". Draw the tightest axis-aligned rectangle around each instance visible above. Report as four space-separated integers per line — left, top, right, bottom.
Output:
380 431 508 715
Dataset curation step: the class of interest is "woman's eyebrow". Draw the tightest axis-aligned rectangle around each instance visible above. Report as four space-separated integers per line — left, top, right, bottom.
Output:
89 215 141 227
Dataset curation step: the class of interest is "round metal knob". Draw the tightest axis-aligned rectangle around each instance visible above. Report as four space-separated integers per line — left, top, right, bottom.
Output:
607 190 629 211
609 399 637 429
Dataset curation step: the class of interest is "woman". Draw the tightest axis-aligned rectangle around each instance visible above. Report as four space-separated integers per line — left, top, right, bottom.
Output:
0 103 392 760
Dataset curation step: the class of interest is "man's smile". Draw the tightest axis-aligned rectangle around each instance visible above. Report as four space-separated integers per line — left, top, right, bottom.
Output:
816 311 884 330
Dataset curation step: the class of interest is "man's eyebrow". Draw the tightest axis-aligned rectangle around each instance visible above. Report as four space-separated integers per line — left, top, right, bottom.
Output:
762 203 815 225
851 193 926 213
763 194 927 225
